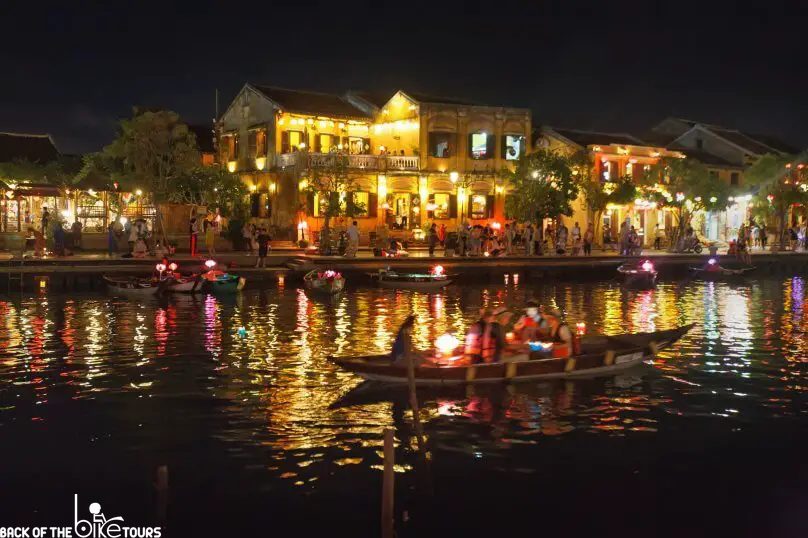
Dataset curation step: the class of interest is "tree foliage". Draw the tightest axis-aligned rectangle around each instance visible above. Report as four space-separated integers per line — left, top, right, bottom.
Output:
168 166 248 217
102 109 200 201
640 156 732 246
0 159 70 186
744 152 808 248
505 149 580 224
303 156 366 228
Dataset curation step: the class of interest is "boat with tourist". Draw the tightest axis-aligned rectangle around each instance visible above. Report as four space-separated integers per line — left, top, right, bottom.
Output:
617 259 658 289
329 324 693 385
304 269 346 294
690 258 755 280
202 259 246 293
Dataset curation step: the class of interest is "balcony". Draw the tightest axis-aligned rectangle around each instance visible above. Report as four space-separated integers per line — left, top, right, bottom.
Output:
274 152 419 172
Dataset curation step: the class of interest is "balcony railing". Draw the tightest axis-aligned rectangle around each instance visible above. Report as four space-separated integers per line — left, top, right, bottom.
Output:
275 152 419 171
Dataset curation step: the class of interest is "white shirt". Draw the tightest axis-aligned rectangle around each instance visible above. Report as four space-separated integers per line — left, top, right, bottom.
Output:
347 225 360 242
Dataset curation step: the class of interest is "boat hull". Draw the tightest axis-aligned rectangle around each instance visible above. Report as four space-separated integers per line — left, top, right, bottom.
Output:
304 270 345 294
206 275 246 293
163 277 202 293
376 279 452 290
330 324 692 385
103 276 159 296
690 267 755 280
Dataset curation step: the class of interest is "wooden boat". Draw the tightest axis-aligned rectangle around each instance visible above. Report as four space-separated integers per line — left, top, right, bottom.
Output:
369 267 453 290
304 269 345 294
690 264 755 280
617 260 658 289
203 271 246 293
103 275 163 296
162 275 202 293
329 324 693 385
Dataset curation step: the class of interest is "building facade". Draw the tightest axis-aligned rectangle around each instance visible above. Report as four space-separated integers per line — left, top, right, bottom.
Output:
217 84 531 241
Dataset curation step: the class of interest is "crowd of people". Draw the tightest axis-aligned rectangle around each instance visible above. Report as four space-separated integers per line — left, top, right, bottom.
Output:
391 301 576 368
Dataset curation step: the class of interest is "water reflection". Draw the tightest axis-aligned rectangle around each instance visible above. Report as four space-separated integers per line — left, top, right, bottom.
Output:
0 278 806 490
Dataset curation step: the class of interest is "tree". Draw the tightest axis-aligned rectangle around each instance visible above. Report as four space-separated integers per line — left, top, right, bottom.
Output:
581 176 637 244
0 159 70 186
505 149 580 242
303 155 366 230
168 166 248 218
640 156 732 250
744 152 808 250
102 109 199 200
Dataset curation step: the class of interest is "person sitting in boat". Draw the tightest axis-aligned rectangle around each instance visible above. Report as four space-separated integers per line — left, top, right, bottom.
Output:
513 300 547 342
391 315 424 367
481 306 509 363
543 308 573 358
464 308 489 363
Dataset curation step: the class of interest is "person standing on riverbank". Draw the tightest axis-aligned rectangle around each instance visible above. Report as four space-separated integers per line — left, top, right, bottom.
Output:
428 223 438 256
204 214 217 255
583 223 594 256
255 227 271 268
189 216 199 257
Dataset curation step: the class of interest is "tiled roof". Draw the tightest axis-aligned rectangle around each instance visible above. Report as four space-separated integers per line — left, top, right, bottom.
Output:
0 132 59 163
672 148 743 168
544 127 648 148
402 91 484 106
742 132 801 155
188 124 216 153
251 84 371 119
704 127 780 156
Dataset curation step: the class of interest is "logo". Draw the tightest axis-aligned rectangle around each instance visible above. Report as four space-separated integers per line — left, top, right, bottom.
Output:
73 495 161 538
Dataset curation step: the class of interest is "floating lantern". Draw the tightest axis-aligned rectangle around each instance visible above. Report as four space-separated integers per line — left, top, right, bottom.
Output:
435 334 460 355
237 327 247 338
205 259 217 269
432 265 444 276
708 258 717 266
641 260 654 272
576 322 587 336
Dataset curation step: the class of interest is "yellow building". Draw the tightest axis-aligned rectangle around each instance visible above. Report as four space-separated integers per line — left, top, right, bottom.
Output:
217 84 531 242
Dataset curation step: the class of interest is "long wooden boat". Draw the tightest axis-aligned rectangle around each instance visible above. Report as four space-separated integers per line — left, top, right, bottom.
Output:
617 260 658 289
369 269 453 290
690 265 755 280
162 275 202 293
329 324 693 385
304 269 345 294
103 275 162 296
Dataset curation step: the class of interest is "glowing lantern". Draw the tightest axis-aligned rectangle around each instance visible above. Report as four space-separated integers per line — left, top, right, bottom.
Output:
435 334 460 355
708 258 717 265
168 262 178 272
155 263 167 273
432 265 444 276
641 260 654 272
576 322 587 336
491 222 501 230
449 171 459 183
767 194 775 203
205 259 217 269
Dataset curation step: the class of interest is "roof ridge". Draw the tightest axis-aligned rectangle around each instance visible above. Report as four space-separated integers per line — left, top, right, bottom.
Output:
0 131 53 139
249 83 348 100
549 126 645 141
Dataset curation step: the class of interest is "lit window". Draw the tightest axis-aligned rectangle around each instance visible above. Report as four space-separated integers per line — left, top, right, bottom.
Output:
319 134 333 153
469 133 492 160
351 192 369 217
432 193 450 219
503 135 525 160
429 132 455 158
471 194 487 219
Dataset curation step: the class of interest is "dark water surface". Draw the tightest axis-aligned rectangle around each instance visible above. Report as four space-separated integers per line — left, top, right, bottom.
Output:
1 276 807 537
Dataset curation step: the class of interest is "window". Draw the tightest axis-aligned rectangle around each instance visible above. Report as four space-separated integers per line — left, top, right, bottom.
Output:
428 132 456 158
222 134 238 161
350 192 370 217
626 162 633 177
347 137 370 155
709 170 718 180
502 135 525 160
317 134 338 153
601 161 613 182
730 172 740 186
282 130 305 153
470 194 487 219
469 132 494 160
428 193 451 219
255 130 267 156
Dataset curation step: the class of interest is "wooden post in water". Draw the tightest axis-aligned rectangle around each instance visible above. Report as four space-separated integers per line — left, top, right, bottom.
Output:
155 465 169 526
406 354 426 452
381 429 395 538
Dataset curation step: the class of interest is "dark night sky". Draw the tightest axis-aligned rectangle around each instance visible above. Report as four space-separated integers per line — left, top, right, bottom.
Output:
2 1 806 154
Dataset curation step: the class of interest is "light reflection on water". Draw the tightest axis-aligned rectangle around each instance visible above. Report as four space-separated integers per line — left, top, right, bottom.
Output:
0 278 807 498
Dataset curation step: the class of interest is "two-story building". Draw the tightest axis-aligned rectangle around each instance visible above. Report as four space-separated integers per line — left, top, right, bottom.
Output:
217 84 531 241
537 127 683 246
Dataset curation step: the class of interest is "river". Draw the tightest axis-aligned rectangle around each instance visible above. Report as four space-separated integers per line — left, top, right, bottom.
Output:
1 276 806 537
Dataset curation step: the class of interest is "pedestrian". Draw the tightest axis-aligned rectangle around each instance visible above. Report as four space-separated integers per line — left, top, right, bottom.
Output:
571 221 581 246
654 224 665 250
556 222 568 254
438 223 447 246
107 218 118 257
53 222 66 256
255 227 271 267
189 216 199 257
458 221 470 256
583 222 594 256
428 223 438 256
525 224 535 256
41 207 50 235
204 214 216 255
760 222 767 249
345 220 360 257
71 219 83 250
128 217 139 254
504 223 514 255
243 221 255 254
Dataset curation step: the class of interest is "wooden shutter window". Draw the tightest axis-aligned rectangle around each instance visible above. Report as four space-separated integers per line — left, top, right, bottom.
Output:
486 134 495 160
368 193 378 217
486 195 495 218
449 195 458 218
281 131 290 153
